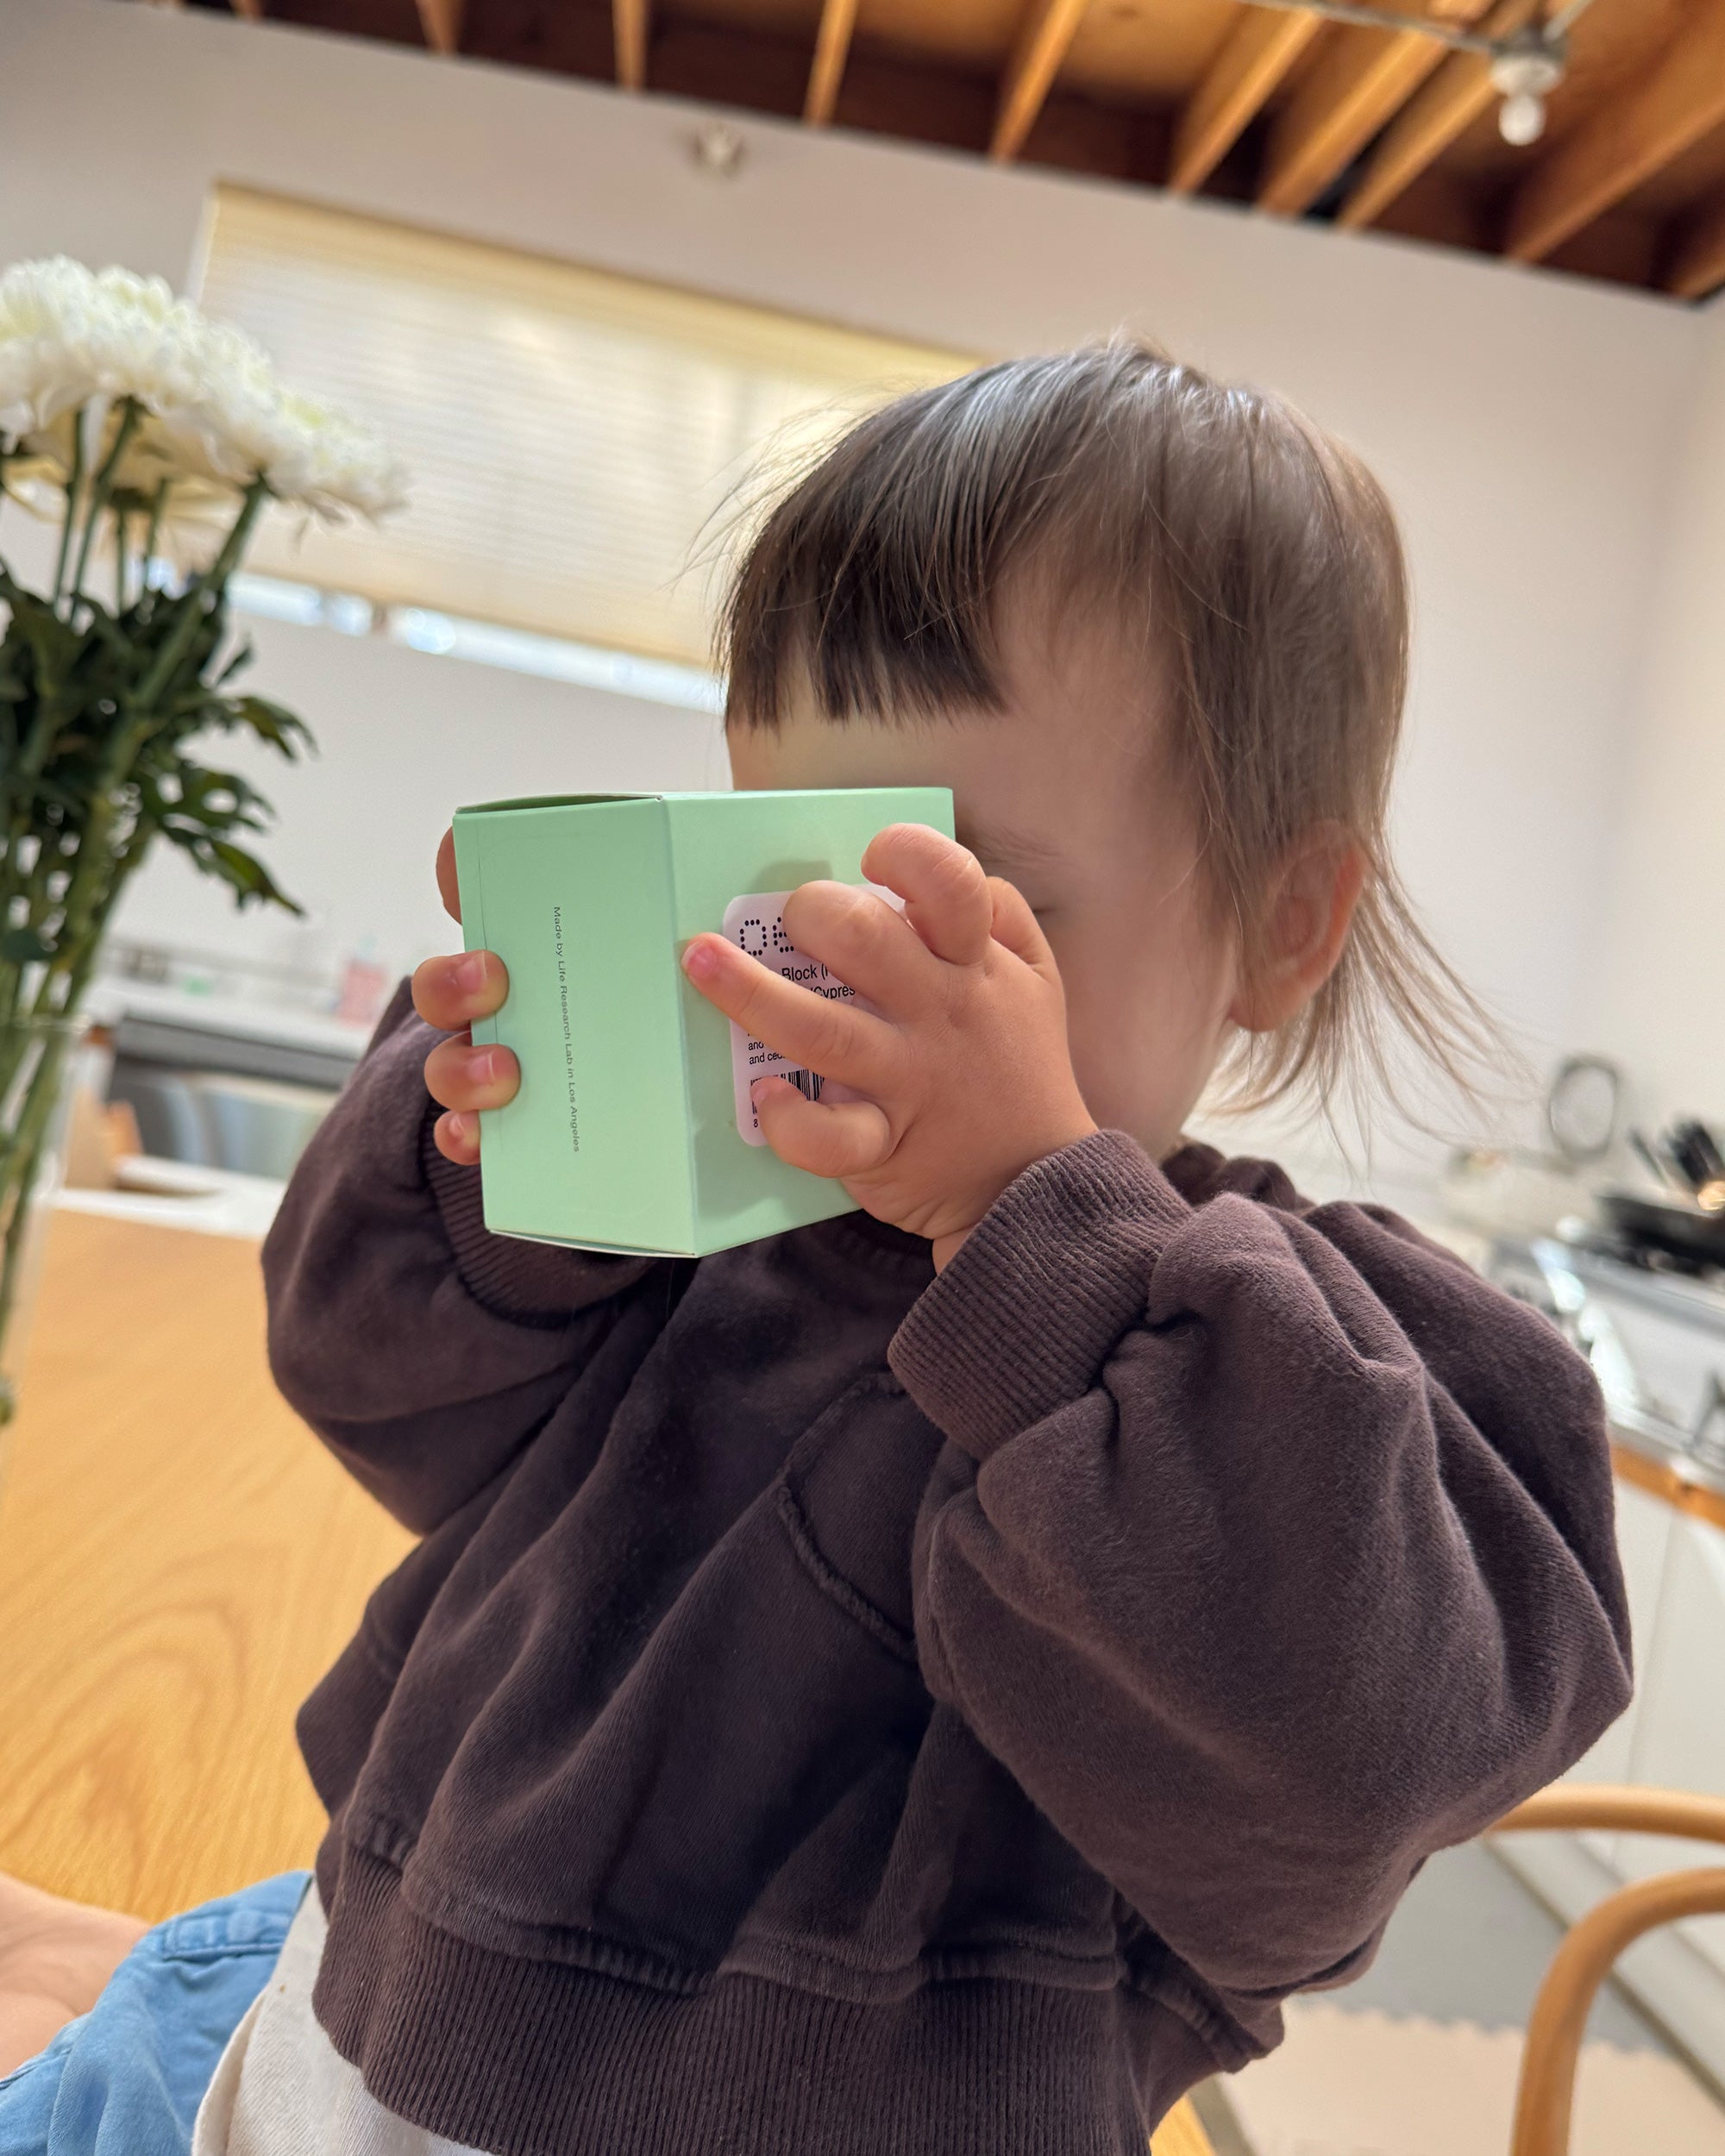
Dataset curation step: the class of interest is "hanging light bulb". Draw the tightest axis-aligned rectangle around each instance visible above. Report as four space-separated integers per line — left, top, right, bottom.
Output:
1498 89 1546 146
1490 30 1566 150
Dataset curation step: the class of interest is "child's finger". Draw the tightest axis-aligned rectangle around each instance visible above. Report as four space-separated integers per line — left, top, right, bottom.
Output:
751 1079 892 1180
780 881 936 1012
424 1036 521 1112
986 878 1059 976
412 950 510 1032
432 1109 480 1165
682 936 900 1095
860 825 993 966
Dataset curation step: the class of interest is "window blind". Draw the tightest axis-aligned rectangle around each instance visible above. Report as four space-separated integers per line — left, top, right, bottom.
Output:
196 187 976 668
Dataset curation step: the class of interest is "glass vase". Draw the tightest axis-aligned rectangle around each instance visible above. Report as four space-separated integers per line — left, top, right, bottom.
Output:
0 1014 90 1427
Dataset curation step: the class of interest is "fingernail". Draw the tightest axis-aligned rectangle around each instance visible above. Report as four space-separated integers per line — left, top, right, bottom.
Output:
468 1046 496 1083
682 940 718 981
445 1111 472 1147
750 1078 774 1105
455 952 487 994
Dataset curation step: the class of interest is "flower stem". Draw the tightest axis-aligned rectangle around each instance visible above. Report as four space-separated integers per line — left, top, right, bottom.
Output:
132 475 267 711
0 601 74 931
50 416 86 607
30 722 144 1021
0 840 58 1063
56 849 139 1016
68 398 141 608
35 480 267 1025
0 1020 75 1423
142 481 168 588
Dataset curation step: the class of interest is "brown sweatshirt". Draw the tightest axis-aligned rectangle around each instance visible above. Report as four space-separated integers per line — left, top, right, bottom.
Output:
264 987 1631 2156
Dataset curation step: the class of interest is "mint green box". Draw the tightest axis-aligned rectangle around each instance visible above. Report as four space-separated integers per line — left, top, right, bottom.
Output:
453 788 954 1257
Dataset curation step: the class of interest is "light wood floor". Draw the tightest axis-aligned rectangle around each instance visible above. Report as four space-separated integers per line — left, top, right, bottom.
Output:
1228 1999 1725 2155
0 1209 411 1921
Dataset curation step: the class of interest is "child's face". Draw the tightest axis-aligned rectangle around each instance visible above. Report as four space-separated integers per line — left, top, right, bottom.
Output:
727 617 1243 1160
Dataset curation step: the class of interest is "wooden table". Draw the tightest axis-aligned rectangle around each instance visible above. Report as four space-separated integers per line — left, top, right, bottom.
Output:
0 1208 411 1921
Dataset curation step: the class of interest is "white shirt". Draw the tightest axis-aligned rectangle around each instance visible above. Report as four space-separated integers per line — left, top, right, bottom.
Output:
192 1884 486 2156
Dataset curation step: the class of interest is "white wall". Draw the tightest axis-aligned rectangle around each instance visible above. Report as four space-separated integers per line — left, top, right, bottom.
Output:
1586 303 1725 1135
0 0 1708 1162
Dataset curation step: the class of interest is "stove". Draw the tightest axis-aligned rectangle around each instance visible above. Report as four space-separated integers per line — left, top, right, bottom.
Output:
1488 1232 1725 1482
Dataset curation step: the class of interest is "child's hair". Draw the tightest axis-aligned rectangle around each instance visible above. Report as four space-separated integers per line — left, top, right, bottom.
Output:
721 338 1493 1120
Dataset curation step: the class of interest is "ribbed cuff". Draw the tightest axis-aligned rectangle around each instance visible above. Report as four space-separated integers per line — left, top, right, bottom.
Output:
888 1131 1193 1461
419 1108 656 1323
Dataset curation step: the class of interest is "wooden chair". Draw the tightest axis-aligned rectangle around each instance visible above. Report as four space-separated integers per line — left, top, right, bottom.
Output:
1148 1783 1725 2156
1492 1784 1725 2156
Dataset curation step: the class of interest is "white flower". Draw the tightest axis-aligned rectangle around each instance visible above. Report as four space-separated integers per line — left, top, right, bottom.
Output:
0 261 210 442
160 345 408 520
0 256 406 523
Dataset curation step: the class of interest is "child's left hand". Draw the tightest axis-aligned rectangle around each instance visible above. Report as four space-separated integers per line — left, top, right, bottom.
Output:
681 823 1096 1269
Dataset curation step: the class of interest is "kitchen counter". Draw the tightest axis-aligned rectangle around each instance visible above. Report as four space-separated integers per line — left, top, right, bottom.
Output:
55 1158 287 1241
83 978 376 1062
1486 1230 1725 2088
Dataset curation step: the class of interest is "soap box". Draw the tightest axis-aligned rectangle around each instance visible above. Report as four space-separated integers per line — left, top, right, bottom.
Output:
453 788 955 1257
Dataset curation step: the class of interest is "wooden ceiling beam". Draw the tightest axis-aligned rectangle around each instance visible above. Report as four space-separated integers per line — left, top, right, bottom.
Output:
1505 0 1725 263
414 0 462 54
991 0 1092 163
805 0 860 125
1337 0 1539 230
1668 189 1725 302
615 0 650 91
1258 9 1499 220
1168 8 1322 195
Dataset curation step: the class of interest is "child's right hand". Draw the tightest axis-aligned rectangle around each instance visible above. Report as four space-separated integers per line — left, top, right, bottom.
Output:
411 827 518 1165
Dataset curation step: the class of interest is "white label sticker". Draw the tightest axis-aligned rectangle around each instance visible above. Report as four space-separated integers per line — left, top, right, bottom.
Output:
719 885 900 1145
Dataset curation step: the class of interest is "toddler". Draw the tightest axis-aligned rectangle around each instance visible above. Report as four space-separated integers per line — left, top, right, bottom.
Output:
0 342 1629 2156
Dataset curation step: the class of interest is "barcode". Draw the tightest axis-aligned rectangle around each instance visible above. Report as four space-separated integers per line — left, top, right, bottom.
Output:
783 1067 824 1102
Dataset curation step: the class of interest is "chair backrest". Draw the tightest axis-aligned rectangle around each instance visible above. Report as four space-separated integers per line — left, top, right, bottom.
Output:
1491 1783 1725 2156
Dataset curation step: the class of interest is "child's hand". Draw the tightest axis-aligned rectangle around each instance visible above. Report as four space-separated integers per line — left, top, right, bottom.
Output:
411 827 518 1165
681 824 1096 1267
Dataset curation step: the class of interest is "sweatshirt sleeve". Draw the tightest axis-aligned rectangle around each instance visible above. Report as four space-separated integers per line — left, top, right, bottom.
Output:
262 982 662 1534
888 1131 1632 2002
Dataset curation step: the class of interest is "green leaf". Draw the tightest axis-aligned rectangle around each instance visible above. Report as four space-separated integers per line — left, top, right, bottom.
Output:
81 607 132 661
153 817 302 916
0 562 308 928
221 694 313 759
143 761 274 833
207 838 303 914
0 926 53 964
212 638 254 688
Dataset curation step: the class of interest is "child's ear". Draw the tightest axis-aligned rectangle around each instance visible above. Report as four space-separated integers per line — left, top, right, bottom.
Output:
1226 829 1366 1034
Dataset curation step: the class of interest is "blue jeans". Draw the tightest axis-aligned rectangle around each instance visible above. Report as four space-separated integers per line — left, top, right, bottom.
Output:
0 1874 309 2156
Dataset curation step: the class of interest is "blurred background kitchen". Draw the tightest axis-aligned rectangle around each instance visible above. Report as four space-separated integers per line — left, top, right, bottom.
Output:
3 1 1725 2151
